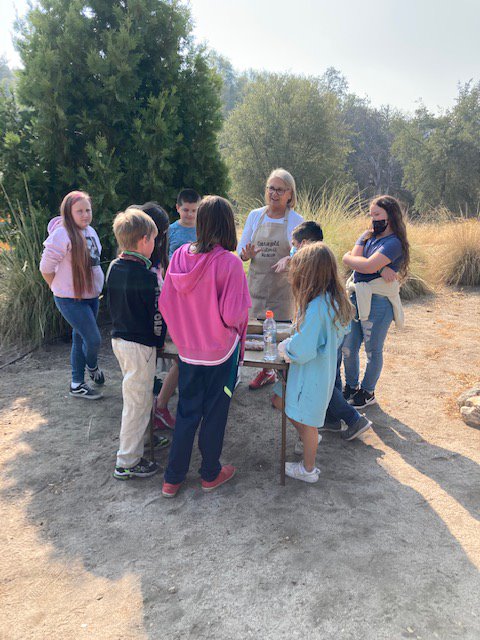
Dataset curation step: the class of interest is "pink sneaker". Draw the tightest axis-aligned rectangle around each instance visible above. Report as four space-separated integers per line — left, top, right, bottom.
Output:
162 480 183 498
154 406 176 430
201 465 236 492
249 369 276 390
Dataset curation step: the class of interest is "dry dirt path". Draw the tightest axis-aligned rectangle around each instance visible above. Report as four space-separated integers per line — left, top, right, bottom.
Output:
1 288 479 640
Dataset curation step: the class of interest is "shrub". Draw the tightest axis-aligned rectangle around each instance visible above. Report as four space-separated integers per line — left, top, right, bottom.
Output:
437 220 480 286
0 190 67 348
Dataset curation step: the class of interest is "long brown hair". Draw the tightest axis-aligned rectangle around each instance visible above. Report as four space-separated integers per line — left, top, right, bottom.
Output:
138 202 170 273
289 242 355 330
192 195 237 254
367 195 410 278
60 191 93 299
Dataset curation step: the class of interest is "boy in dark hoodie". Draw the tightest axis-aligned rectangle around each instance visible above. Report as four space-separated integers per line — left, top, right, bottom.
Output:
107 208 167 480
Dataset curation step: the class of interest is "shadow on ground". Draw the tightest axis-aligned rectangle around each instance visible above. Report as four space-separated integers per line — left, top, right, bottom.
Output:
1 337 480 640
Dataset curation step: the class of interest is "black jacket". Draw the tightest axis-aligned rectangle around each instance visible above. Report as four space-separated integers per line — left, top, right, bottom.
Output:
106 256 166 347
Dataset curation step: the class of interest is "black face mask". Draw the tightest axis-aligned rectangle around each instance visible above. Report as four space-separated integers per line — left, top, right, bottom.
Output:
372 219 388 235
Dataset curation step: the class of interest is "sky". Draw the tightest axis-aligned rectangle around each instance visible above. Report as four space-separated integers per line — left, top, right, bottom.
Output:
1 0 479 114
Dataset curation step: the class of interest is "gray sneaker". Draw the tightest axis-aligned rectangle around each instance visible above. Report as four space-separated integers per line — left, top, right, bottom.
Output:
320 419 343 433
342 415 372 441
69 383 103 400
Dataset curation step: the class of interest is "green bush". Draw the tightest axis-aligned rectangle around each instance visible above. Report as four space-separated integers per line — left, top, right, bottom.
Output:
0 189 67 348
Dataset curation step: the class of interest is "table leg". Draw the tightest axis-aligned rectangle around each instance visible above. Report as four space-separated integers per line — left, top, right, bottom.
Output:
280 369 287 485
148 401 156 463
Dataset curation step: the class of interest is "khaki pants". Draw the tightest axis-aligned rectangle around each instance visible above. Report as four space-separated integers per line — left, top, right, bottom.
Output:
112 338 156 468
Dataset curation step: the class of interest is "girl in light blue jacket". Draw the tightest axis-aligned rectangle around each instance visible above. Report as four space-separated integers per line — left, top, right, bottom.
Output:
273 243 355 483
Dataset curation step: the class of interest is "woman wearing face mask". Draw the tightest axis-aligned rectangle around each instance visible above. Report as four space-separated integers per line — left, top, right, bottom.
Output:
341 195 410 409
237 168 304 389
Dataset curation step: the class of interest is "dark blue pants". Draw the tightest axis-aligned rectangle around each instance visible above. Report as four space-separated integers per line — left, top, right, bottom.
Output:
325 344 360 427
54 296 101 384
164 345 240 485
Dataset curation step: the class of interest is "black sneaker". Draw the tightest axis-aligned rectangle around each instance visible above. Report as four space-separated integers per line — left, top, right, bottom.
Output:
113 458 159 480
153 434 170 449
342 415 372 441
343 384 359 401
69 383 103 400
349 388 376 409
87 366 105 386
319 419 343 433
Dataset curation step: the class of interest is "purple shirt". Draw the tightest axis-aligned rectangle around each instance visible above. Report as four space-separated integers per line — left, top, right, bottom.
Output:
354 233 403 283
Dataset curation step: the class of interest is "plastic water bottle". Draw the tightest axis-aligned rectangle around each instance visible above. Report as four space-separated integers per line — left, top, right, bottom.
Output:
263 310 277 361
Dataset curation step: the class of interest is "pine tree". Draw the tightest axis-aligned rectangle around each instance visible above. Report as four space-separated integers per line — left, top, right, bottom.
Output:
13 0 227 254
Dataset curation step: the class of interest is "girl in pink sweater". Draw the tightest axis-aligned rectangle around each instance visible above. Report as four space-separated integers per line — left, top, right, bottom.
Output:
159 196 251 497
40 191 105 400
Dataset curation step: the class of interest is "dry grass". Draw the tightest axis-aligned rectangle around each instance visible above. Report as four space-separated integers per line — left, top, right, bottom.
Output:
437 220 480 286
408 218 480 287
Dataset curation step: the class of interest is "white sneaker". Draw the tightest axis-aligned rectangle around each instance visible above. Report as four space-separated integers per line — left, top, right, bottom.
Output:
285 460 320 483
294 432 322 456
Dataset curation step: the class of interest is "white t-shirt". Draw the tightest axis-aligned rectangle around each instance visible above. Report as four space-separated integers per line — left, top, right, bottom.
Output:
237 207 304 255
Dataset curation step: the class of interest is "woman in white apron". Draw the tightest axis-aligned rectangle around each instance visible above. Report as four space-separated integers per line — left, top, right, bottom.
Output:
237 168 303 389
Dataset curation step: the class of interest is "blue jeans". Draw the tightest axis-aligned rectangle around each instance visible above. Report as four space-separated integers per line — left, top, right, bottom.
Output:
54 296 101 384
165 345 239 485
325 345 361 427
342 293 393 393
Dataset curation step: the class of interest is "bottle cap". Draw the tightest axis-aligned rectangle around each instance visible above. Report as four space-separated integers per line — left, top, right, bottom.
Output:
265 310 274 319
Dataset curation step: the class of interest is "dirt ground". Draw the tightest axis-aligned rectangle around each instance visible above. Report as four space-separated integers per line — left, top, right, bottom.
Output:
1 288 479 640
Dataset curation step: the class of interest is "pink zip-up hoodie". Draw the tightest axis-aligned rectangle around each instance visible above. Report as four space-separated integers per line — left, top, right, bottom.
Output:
39 216 104 298
159 244 251 365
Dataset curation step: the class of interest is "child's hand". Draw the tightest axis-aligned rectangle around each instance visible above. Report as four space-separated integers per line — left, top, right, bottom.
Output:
241 243 261 261
277 338 292 363
272 256 291 273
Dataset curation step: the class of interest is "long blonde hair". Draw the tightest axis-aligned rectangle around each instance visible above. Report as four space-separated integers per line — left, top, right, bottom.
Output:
288 242 355 330
60 191 93 299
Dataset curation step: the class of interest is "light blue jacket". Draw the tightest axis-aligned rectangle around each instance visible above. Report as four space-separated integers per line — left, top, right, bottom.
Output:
284 295 349 428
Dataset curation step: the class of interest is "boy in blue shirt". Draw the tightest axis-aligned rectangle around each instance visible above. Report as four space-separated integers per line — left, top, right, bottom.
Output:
168 189 201 259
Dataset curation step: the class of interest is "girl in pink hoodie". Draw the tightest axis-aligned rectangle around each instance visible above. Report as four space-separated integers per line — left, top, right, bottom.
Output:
159 196 251 498
40 191 105 400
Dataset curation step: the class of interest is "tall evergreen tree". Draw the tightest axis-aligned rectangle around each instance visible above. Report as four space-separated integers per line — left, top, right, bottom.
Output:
13 0 227 254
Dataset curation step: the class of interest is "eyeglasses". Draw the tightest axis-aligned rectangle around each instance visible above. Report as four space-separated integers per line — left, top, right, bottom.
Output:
267 186 290 196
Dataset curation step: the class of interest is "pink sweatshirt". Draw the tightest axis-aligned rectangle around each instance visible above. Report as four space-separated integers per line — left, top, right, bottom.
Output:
159 244 251 365
39 217 104 298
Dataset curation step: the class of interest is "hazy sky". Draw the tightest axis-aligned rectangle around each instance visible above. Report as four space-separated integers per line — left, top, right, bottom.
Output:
1 0 479 114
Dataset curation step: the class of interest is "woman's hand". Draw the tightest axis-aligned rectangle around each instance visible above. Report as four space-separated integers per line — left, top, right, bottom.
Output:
241 242 261 262
343 250 391 274
380 266 397 282
272 256 290 273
